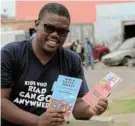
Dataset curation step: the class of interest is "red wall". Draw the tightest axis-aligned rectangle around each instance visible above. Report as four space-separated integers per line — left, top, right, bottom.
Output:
16 1 131 23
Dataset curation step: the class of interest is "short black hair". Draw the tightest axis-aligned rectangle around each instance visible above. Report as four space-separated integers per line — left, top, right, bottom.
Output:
38 3 70 22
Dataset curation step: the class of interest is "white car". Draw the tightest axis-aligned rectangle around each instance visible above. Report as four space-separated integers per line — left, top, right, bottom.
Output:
102 37 135 66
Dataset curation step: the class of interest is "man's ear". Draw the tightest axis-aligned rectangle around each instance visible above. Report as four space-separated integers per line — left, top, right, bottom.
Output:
35 19 39 32
35 19 39 26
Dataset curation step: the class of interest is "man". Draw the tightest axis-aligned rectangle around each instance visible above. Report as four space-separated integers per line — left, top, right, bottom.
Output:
1 3 108 126
84 38 94 69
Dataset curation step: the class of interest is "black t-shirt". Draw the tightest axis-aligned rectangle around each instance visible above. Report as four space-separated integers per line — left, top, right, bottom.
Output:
1 39 89 126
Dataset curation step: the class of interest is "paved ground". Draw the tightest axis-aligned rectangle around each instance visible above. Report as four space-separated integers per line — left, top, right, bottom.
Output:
113 113 135 126
83 62 135 126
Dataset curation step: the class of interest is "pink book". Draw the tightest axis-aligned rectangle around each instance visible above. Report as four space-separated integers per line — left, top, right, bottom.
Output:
82 72 122 108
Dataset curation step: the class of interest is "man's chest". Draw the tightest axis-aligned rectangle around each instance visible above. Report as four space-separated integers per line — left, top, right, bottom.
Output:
16 59 61 92
11 59 62 108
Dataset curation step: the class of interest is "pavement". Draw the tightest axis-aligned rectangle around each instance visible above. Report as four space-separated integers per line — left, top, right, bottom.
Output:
112 113 135 126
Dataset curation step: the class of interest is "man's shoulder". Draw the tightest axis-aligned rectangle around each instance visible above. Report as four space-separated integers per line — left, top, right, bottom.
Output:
61 48 80 60
1 40 28 52
1 40 29 61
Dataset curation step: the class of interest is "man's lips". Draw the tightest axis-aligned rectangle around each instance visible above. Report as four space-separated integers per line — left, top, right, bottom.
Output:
46 40 59 47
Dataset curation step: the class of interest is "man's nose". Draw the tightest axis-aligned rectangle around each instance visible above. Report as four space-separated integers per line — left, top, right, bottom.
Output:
50 30 59 38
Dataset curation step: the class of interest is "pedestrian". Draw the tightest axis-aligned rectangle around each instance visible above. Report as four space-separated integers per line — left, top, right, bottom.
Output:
84 38 94 69
70 41 77 52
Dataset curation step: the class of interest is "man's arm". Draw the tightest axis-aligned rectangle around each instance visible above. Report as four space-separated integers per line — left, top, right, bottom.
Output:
1 47 39 126
71 54 108 120
72 98 92 120
71 56 92 119
73 97 108 120
1 88 39 126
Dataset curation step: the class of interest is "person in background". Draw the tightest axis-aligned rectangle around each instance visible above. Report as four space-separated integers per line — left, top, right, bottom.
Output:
76 40 82 55
70 41 77 52
1 3 107 126
84 38 94 69
29 28 36 37
76 40 84 62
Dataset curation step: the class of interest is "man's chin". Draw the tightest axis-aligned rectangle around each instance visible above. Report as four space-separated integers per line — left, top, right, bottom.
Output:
42 46 58 54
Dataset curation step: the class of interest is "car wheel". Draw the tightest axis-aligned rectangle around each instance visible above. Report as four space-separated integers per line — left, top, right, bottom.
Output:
99 52 108 61
122 56 131 66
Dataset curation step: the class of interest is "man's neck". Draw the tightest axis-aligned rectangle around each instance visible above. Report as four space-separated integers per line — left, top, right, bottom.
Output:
32 39 56 65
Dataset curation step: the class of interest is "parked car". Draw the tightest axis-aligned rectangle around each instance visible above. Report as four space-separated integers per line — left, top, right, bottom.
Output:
102 37 135 66
93 45 110 61
63 42 110 61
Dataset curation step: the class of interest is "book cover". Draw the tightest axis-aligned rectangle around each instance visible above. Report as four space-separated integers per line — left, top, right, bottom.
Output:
52 75 82 92
49 75 82 120
82 72 122 108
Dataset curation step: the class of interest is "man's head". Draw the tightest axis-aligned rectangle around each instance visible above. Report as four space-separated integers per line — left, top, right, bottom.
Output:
35 3 70 53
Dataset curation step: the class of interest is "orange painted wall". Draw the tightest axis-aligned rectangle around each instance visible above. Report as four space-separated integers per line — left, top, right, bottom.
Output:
16 1 131 23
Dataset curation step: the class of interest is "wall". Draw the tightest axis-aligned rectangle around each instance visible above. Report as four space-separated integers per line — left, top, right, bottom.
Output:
16 1 130 23
16 1 96 23
2 1 132 44
94 2 135 51
1 20 35 32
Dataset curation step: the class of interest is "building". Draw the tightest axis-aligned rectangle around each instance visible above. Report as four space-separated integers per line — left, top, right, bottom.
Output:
1 1 134 44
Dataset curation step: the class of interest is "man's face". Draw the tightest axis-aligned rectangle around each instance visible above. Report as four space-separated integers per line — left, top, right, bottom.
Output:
36 13 70 53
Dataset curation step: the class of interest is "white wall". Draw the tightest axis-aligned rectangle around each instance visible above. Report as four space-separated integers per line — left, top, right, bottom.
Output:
96 2 135 21
1 30 26 46
95 2 135 51
0 0 16 18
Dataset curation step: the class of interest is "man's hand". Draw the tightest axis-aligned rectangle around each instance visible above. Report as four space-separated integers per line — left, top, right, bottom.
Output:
37 108 65 126
88 97 108 115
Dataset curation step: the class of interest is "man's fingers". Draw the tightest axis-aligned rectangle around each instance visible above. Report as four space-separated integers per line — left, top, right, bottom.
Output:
88 98 108 116
47 108 64 113
94 100 108 114
92 107 101 115
99 97 108 104
95 104 104 110
51 118 65 123
92 100 108 114
52 122 64 126
98 100 108 110
50 113 64 119
98 100 108 106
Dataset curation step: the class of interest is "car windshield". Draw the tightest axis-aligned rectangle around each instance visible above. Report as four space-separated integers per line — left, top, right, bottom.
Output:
119 38 135 50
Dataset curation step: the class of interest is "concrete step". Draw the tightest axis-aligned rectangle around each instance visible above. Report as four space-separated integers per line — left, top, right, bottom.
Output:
63 116 114 126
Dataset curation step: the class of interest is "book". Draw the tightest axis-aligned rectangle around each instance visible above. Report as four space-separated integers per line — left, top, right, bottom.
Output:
48 75 82 120
82 72 123 108
52 75 82 92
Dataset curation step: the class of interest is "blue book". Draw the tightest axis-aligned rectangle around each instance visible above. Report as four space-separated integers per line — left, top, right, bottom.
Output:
52 75 82 91
49 75 82 120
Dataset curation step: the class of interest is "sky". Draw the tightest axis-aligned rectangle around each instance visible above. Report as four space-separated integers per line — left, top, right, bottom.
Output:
0 0 135 19
0 0 15 17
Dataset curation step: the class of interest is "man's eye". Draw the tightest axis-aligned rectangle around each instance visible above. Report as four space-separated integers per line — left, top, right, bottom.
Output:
46 26 54 30
44 24 55 31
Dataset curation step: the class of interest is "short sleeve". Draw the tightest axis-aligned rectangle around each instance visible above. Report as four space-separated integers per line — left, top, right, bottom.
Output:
72 56 89 97
1 47 15 88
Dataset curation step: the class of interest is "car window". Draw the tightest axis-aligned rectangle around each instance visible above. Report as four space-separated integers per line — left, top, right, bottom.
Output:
119 38 135 50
